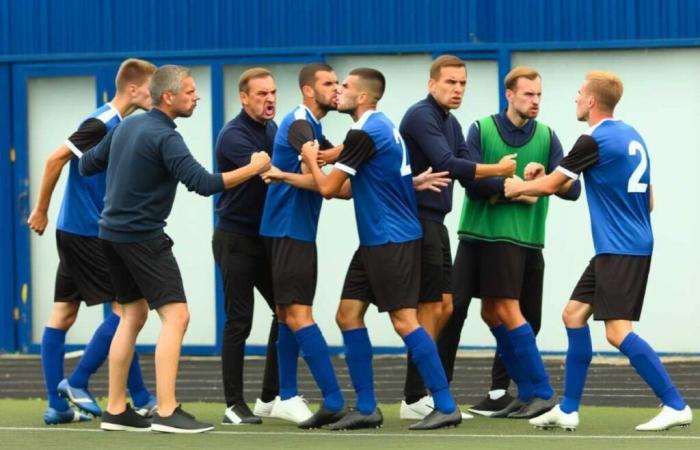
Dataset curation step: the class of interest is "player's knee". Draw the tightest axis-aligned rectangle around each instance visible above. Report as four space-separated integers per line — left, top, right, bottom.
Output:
605 329 624 348
442 300 454 321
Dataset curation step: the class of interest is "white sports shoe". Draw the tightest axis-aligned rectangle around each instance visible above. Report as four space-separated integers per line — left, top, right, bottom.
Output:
530 405 579 431
461 411 474 420
636 405 692 431
269 395 313 423
253 396 279 418
400 395 434 420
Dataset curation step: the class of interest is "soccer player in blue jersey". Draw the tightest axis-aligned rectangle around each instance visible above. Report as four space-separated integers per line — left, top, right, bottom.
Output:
258 63 348 429
505 71 693 431
27 59 157 425
299 67 462 431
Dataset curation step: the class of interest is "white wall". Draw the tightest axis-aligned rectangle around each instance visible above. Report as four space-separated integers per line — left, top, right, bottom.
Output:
28 76 102 344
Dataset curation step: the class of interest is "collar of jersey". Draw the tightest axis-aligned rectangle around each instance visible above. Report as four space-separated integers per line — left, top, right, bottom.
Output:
585 117 620 135
298 104 320 125
106 102 123 121
351 109 376 130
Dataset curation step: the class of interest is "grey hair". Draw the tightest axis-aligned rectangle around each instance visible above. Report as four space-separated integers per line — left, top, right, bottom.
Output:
150 65 192 105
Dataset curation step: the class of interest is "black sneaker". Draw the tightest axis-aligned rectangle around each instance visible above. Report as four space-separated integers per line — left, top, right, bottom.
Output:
329 408 383 431
222 402 262 425
408 408 462 430
101 404 151 432
151 405 215 433
297 405 347 430
507 396 558 419
468 392 515 417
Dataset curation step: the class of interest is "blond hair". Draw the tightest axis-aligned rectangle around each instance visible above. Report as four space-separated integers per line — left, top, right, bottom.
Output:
115 58 156 93
238 68 274 93
504 66 540 91
585 71 623 111
430 55 466 80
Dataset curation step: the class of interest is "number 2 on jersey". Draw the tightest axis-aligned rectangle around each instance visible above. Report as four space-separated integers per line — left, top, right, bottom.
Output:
627 140 648 193
393 128 412 176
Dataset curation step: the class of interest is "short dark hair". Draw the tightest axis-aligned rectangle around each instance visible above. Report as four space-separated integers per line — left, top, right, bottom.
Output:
298 63 334 90
349 67 386 102
430 55 466 81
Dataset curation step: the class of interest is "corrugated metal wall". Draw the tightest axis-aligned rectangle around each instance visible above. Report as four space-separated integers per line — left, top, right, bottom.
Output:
1 0 698 58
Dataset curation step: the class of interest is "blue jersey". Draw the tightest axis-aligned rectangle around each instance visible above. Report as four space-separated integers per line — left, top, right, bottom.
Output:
335 111 422 246
57 103 122 236
259 105 326 242
558 119 653 256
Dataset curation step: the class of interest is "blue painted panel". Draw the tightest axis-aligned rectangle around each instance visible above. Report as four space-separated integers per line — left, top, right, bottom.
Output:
1 0 699 59
0 63 15 352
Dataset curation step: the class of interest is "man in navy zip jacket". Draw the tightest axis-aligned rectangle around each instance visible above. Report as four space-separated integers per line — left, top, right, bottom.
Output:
213 68 280 425
398 55 517 419
79 65 271 433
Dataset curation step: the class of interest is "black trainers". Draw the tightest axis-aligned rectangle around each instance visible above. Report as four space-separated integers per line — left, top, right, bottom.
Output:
329 408 383 431
297 405 347 429
101 404 151 432
408 408 462 430
468 392 515 417
507 396 558 419
222 402 262 425
151 405 215 433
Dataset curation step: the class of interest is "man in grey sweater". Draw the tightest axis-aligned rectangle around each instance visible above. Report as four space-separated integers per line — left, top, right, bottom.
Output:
80 65 271 433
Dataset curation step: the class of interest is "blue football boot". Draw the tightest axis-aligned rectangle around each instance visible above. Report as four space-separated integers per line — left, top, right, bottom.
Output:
43 406 91 425
57 378 102 417
134 394 158 418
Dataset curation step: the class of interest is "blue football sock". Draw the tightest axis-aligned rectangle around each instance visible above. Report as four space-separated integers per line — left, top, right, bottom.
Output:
491 324 533 401
403 327 456 414
276 322 299 400
560 325 592 413
342 328 376 414
509 323 554 400
127 352 152 407
296 324 344 412
41 327 69 411
68 313 120 388
620 332 686 411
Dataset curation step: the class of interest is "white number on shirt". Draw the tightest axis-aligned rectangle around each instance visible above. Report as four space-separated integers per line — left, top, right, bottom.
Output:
627 140 648 193
393 128 412 176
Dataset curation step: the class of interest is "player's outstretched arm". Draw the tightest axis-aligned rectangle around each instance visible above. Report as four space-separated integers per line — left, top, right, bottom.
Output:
221 151 271 190
504 170 570 199
301 140 348 199
473 153 518 179
317 144 344 167
27 145 74 236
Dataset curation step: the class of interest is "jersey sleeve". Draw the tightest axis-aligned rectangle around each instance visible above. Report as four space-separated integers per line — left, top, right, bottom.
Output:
64 118 108 158
287 120 315 153
318 135 334 150
556 134 600 180
334 130 376 176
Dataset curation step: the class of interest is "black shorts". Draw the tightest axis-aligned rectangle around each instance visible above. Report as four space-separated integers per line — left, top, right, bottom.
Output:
571 254 651 321
101 234 186 310
54 230 115 306
341 240 421 313
265 237 317 306
419 220 452 302
458 240 544 301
